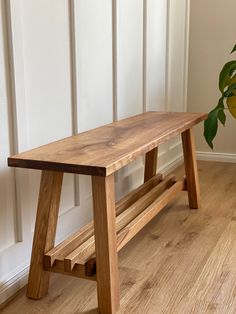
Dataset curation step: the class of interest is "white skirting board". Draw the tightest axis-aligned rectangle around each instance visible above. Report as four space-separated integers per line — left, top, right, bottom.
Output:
0 266 28 308
197 151 236 163
0 149 184 307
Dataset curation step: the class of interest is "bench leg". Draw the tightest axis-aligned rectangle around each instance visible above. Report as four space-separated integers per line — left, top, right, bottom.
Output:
181 128 200 209
92 174 120 314
144 147 158 182
27 170 63 299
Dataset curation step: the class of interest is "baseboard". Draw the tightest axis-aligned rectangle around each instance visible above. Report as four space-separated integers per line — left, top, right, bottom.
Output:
197 151 236 163
0 151 184 308
0 266 28 309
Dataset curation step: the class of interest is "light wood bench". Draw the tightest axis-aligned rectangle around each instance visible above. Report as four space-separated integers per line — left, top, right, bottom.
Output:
8 111 206 313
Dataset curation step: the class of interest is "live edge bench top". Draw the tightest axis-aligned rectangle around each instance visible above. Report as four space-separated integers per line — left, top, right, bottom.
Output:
8 112 207 176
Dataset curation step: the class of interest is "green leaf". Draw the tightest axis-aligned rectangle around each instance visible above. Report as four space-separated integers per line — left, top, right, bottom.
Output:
218 109 226 126
219 61 236 93
223 83 236 97
217 98 226 125
231 44 236 53
204 108 219 149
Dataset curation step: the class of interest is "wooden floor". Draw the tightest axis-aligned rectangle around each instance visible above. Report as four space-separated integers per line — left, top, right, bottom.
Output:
2 161 236 314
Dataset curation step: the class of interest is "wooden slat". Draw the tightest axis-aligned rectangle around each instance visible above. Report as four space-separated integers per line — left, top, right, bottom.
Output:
44 172 163 268
64 236 95 272
8 112 207 176
115 175 176 232
64 175 176 271
116 179 185 252
116 172 162 214
44 223 94 268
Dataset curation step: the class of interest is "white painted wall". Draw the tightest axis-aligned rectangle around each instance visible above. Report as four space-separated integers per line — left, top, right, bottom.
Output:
0 0 190 304
188 0 236 161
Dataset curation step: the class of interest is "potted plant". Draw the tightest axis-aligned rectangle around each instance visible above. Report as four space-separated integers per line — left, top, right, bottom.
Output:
204 44 236 148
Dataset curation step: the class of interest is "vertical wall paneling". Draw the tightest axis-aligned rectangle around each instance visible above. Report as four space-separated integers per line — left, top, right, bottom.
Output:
0 0 17 251
146 0 167 111
183 0 190 112
68 0 80 206
112 0 119 188
19 0 73 146
69 0 78 136
165 0 171 112
112 0 118 121
145 0 168 161
142 0 147 112
74 0 113 132
162 0 190 170
0 1 33 301
116 0 143 119
19 0 75 220
5 0 31 242
166 0 190 112
6 1 28 153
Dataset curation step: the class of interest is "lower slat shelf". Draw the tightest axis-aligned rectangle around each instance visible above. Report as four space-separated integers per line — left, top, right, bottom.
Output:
45 259 97 281
116 179 185 251
44 172 162 269
66 174 175 271
44 174 186 279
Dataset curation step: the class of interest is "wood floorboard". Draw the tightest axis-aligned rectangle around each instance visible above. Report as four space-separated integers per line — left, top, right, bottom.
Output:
1 161 236 314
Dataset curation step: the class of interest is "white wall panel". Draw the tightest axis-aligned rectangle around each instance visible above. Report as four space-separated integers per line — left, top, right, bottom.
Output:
20 0 72 146
0 5 16 251
19 0 75 215
166 0 189 112
146 0 167 111
74 0 113 132
116 0 143 119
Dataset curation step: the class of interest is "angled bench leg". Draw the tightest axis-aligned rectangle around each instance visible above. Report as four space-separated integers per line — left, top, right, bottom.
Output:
92 174 120 314
27 170 63 299
181 128 200 209
144 147 158 182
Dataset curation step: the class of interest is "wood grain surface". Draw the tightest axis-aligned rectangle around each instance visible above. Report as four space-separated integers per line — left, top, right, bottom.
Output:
92 174 120 314
182 128 200 208
144 147 158 182
26 171 63 300
8 112 206 176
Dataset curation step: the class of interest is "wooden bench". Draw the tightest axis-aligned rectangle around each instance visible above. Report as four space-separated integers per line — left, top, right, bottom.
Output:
8 111 207 313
